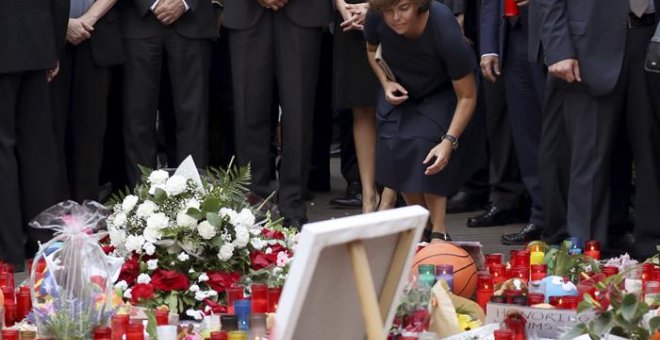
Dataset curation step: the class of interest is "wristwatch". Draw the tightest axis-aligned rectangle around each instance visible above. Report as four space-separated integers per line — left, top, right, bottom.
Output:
441 134 459 150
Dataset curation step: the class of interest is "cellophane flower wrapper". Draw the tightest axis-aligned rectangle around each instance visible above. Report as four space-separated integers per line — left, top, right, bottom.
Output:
28 200 123 339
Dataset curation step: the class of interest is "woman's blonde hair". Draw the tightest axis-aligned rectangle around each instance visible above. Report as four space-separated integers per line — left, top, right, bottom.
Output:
368 0 431 13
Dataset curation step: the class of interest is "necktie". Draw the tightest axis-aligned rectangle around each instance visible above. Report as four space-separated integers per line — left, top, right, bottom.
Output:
630 0 649 17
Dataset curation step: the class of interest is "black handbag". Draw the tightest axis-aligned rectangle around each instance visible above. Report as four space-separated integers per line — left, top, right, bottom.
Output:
645 24 660 73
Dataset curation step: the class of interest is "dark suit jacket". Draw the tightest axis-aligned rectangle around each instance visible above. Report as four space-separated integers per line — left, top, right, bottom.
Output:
539 0 629 96
440 0 466 15
479 0 506 58
89 7 125 67
222 0 333 30
0 0 69 74
528 0 543 63
120 0 216 39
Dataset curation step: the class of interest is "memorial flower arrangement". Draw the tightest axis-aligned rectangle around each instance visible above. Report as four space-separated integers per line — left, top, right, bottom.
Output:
104 157 296 319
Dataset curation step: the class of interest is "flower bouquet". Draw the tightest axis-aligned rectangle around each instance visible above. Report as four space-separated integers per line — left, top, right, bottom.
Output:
104 157 296 319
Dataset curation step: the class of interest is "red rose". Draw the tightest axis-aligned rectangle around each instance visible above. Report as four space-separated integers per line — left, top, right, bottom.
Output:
204 299 227 315
249 250 277 270
118 254 139 285
206 271 240 292
99 235 110 244
131 283 155 304
151 270 190 292
101 245 116 255
262 228 285 240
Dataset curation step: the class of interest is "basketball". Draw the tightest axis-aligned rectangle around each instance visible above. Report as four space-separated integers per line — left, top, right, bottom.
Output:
411 242 477 298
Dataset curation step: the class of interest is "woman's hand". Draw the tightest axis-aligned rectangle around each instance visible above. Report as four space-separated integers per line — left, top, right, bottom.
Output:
384 81 408 105
423 140 453 175
340 3 369 31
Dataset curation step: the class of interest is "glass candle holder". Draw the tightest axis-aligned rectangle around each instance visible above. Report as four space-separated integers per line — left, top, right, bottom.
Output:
476 273 494 311
584 241 601 260
486 253 503 266
125 322 145 340
249 314 268 339
221 315 239 332
417 264 436 289
93 326 112 340
549 296 564 308
527 293 545 306
226 286 245 315
227 331 248 340
210 331 228 340
16 288 32 322
155 309 169 326
504 289 521 304
642 263 656 283
515 250 531 269
512 266 529 282
489 264 507 285
111 314 130 340
561 296 578 310
1 285 14 304
267 286 282 313
511 295 528 306
250 284 268 313
567 237 583 255
435 264 454 292
2 329 19 340
530 264 547 281
509 250 519 268
493 329 513 340
5 301 17 327
643 281 660 306
234 299 252 331
490 295 507 304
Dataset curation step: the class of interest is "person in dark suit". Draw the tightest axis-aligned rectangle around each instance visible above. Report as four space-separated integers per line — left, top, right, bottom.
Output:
539 0 660 257
0 0 69 268
478 0 545 244
50 0 124 202
223 0 333 229
120 0 216 184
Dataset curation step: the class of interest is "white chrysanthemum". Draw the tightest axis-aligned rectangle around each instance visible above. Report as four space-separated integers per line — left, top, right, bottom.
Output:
122 195 139 213
197 221 217 240
277 251 291 267
112 212 127 228
250 238 266 250
123 288 133 299
218 243 234 261
186 309 204 320
177 252 190 262
236 208 256 227
219 208 238 223
232 225 250 248
143 242 156 256
125 234 145 253
195 290 218 301
136 200 158 218
165 175 187 196
143 225 163 243
148 169 169 185
220 231 232 242
109 228 127 247
186 199 200 210
137 273 151 284
114 280 128 291
198 273 209 282
189 284 200 293
177 210 198 229
146 212 169 230
147 259 159 270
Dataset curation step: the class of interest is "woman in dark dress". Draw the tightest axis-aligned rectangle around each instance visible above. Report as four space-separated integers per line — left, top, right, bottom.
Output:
365 0 478 241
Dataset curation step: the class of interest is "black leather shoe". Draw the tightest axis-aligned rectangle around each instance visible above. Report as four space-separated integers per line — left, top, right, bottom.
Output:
329 182 362 208
501 224 544 245
283 216 308 231
447 191 488 213
466 205 529 228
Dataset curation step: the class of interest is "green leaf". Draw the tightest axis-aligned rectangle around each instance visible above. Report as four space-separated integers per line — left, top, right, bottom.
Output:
583 293 602 310
145 310 158 340
201 197 221 213
166 293 179 314
206 212 223 227
153 188 168 204
620 293 639 323
186 207 204 220
592 311 613 336
649 316 660 332
559 323 589 340
578 300 594 314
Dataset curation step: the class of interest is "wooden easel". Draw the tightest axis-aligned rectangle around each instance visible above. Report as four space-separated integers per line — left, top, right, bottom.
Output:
348 229 416 340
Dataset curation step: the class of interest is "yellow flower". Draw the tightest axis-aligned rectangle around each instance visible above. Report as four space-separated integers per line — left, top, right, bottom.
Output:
457 313 482 331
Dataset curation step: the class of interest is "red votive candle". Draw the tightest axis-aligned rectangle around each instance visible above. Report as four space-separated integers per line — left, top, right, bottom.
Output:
125 322 144 340
251 283 268 313
504 289 521 304
210 331 228 340
516 250 531 269
562 296 578 310
267 286 282 313
549 296 564 308
509 250 519 267
512 266 529 282
226 286 244 315
494 329 514 340
476 273 494 311
155 309 169 325
5 300 17 326
111 314 130 340
530 264 547 281
504 314 526 340
93 326 113 340
577 280 596 304
491 295 507 304
642 263 656 284
16 287 32 321
2 286 15 304
486 253 504 266
602 266 619 277
1 329 19 340
0 272 12 289
504 0 520 16
584 241 601 260
489 264 507 285
527 293 545 305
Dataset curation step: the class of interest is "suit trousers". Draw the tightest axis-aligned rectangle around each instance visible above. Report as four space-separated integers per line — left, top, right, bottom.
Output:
229 12 322 219
122 29 211 185
50 42 111 202
503 24 545 226
563 24 658 254
0 71 58 266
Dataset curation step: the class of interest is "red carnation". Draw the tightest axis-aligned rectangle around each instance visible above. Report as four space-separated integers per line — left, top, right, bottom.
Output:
101 245 116 255
118 254 140 285
205 271 240 292
151 270 190 292
204 299 228 315
131 283 155 304
262 228 285 240
249 250 278 270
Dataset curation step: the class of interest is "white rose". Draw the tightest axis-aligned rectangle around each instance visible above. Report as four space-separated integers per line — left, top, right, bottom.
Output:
109 228 127 248
197 221 217 240
112 213 127 228
136 200 158 218
122 195 139 213
198 273 209 282
148 169 169 185
143 225 163 243
189 284 200 293
143 242 156 256
146 212 169 230
195 291 207 301
165 175 188 196
177 252 190 262
185 309 204 321
250 238 266 250
137 273 151 284
123 288 133 299
177 210 198 229
114 280 128 291
232 226 250 249
236 208 256 227
125 234 145 253
147 259 158 270
186 199 201 210
217 243 234 261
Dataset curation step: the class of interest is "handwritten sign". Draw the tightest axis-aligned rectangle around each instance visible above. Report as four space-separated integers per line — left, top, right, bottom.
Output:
486 303 595 339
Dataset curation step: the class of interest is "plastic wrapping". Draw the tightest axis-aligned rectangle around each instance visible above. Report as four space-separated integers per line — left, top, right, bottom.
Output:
28 201 123 339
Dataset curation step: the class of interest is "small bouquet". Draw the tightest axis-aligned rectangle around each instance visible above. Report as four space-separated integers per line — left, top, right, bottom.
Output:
28 201 123 339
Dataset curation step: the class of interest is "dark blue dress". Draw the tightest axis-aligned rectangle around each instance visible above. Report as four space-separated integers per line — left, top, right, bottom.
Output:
364 2 479 195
